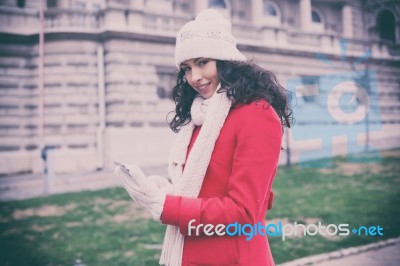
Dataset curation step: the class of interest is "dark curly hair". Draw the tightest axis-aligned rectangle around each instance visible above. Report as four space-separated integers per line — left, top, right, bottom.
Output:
168 60 292 133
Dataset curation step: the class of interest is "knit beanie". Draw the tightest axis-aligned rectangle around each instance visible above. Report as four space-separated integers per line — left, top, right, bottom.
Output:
175 9 246 68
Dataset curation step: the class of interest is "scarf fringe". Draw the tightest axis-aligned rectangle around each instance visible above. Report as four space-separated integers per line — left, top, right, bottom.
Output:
159 226 184 266
160 88 232 266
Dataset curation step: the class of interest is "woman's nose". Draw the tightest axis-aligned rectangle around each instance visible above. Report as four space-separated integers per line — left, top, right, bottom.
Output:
191 68 202 83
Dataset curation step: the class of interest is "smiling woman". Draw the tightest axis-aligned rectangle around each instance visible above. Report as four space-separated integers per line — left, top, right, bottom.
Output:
180 58 219 99
114 8 292 266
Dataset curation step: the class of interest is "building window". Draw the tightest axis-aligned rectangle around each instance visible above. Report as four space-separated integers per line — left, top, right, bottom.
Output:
263 1 277 17
377 10 396 42
47 0 57 8
181 2 189 11
92 3 101 11
209 0 227 9
260 1 281 26
311 9 322 23
156 67 176 99
300 76 320 103
309 8 324 32
16 0 25 8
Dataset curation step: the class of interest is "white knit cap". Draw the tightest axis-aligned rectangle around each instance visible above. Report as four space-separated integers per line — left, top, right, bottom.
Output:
175 9 246 68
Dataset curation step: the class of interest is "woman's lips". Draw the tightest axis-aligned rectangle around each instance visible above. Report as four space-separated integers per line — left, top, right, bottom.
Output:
197 83 211 93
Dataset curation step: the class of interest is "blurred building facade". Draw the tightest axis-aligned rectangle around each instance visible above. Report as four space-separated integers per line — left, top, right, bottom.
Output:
0 0 399 175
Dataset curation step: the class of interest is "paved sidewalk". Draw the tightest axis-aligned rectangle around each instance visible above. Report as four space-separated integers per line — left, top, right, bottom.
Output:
279 237 400 266
0 165 168 201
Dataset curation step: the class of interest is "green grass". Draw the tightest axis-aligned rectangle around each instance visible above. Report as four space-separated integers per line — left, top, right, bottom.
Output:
267 150 400 262
0 149 399 265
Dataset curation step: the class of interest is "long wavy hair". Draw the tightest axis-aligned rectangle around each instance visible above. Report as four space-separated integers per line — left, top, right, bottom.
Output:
168 60 293 133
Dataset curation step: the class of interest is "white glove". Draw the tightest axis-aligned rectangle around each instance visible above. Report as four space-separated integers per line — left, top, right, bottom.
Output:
114 164 172 221
147 174 174 194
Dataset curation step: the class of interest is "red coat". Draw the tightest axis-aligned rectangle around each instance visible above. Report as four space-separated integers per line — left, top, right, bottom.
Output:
162 100 282 266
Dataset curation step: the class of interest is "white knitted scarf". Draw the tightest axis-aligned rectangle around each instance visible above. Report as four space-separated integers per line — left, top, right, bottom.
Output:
159 86 232 266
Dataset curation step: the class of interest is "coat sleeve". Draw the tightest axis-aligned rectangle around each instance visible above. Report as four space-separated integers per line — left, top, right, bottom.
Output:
161 102 282 235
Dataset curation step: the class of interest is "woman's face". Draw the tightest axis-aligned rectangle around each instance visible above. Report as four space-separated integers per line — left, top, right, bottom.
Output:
180 58 219 99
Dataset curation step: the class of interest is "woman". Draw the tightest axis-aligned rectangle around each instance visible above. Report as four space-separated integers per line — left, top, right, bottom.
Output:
115 9 291 266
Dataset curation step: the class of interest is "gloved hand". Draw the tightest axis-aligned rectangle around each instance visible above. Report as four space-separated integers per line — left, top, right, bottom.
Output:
114 164 173 221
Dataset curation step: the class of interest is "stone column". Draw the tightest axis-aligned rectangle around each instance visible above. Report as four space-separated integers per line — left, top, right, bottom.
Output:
127 0 144 31
57 0 70 8
342 4 353 37
300 0 312 30
131 0 145 9
103 8 127 30
195 0 209 14
251 0 264 26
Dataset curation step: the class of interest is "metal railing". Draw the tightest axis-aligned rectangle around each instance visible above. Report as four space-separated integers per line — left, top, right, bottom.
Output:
287 31 321 46
45 8 101 30
142 13 188 32
1 7 399 60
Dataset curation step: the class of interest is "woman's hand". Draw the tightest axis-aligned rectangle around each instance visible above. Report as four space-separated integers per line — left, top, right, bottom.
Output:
114 164 172 221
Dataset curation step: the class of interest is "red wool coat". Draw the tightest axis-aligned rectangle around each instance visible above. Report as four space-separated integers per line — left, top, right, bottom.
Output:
162 100 282 266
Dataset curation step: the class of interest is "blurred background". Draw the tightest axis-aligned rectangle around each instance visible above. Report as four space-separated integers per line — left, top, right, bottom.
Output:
0 0 399 177
0 1 400 265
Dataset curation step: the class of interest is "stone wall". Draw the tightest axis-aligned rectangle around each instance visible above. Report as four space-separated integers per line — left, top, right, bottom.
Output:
0 0 399 175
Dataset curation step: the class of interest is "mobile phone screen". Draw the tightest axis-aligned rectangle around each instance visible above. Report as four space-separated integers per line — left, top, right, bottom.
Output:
114 161 132 177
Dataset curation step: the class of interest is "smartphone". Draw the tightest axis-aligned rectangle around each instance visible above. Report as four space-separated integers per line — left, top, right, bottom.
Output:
114 161 132 177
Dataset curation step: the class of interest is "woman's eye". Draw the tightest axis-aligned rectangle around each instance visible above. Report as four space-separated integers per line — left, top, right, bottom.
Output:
198 60 208 66
181 67 190 72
